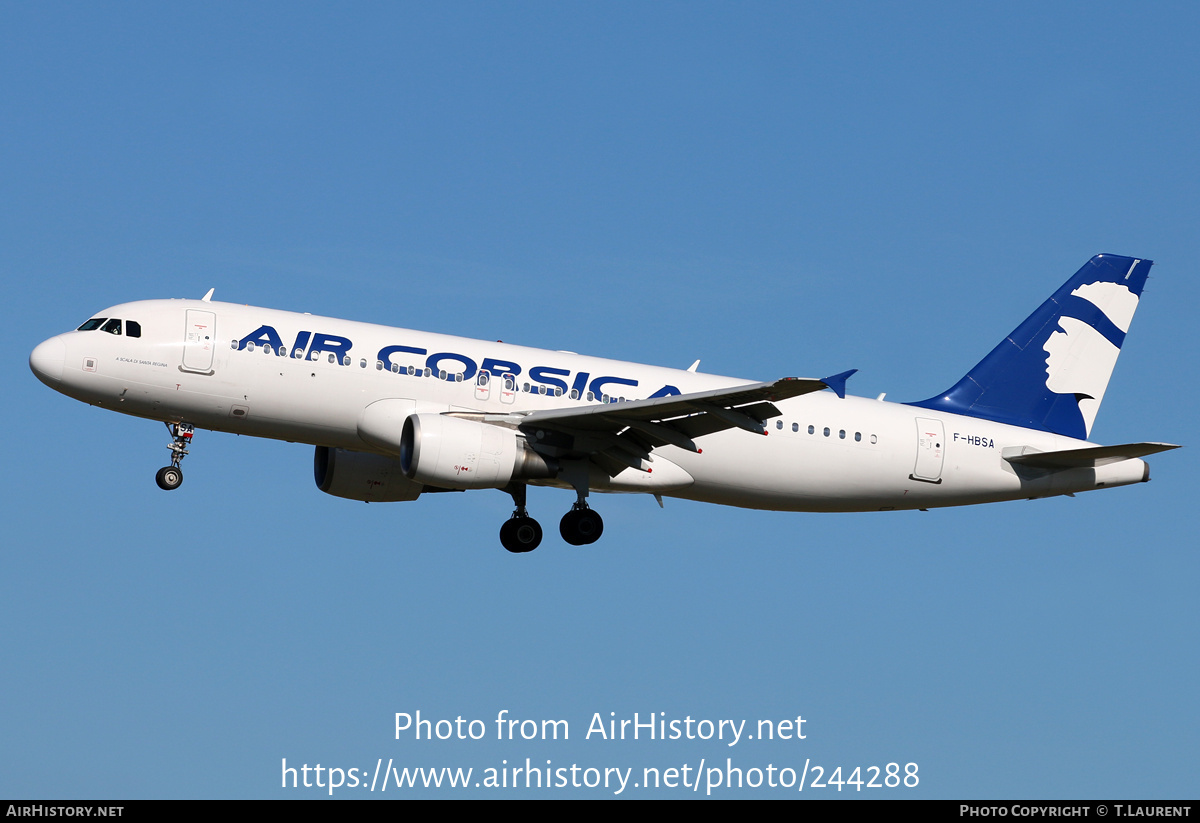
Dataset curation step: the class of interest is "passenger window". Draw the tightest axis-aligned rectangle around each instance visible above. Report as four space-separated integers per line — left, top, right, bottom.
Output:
342 355 351 366
102 318 122 335
870 434 878 444
504 375 516 391
776 420 783 430
839 429 846 439
230 340 238 349
126 321 141 338
263 344 273 355
538 385 547 396
555 387 563 397
77 318 106 332
570 389 579 400
823 427 830 437
478 371 490 386
792 422 799 432
247 341 256 352
360 359 367 368
855 432 862 442
808 425 815 435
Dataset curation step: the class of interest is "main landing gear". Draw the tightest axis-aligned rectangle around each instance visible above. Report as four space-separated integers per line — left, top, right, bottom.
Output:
498 483 605 553
500 483 543 553
155 422 193 491
559 501 603 546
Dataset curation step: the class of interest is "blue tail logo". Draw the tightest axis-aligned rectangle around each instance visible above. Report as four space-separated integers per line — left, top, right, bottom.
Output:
911 254 1152 440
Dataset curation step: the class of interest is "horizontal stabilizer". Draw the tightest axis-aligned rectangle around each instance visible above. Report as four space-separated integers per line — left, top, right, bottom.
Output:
1003 442 1179 469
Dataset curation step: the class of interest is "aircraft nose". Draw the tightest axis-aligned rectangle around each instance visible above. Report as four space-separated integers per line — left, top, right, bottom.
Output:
30 335 66 385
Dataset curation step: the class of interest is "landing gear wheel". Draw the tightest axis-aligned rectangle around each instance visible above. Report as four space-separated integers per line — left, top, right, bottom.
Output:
560 507 604 545
500 516 543 553
155 466 183 491
157 422 193 491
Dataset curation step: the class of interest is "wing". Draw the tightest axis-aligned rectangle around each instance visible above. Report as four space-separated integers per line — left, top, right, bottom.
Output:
452 373 853 477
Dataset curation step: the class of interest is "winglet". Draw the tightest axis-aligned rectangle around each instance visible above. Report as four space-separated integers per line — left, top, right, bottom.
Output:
201 288 215 302
821 369 858 399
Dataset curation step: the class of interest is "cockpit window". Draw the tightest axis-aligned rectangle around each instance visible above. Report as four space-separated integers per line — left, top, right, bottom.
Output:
77 318 107 331
126 321 141 338
101 318 122 335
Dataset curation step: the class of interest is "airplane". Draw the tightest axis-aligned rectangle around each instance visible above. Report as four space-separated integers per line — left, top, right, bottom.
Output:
29 253 1178 553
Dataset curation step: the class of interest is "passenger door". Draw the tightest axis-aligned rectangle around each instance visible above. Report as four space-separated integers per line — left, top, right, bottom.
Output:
911 417 945 483
182 309 217 373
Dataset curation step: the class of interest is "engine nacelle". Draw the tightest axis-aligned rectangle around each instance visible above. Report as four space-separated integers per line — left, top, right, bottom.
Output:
400 414 555 490
314 446 423 502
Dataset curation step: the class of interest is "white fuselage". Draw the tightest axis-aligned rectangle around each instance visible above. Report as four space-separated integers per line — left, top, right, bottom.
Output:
30 298 1147 512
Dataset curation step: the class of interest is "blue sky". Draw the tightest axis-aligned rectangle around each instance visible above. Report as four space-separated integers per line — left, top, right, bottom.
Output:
2 3 1196 798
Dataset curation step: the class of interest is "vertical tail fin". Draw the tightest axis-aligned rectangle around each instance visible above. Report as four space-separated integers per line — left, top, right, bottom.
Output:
911 254 1152 440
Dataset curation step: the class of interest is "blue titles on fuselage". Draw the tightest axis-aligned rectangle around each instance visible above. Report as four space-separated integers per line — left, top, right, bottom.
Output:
236 324 683 399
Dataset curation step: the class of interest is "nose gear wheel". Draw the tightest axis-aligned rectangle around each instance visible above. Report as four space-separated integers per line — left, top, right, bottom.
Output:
156 422 193 491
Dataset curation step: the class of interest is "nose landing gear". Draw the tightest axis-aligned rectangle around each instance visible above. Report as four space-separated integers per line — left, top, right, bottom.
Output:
155 422 193 491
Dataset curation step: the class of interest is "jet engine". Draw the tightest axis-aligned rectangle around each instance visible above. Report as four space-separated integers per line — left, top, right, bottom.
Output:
400 414 556 490
314 446 424 502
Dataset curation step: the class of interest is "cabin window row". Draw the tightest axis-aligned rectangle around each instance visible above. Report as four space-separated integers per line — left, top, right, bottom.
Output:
774 418 878 444
227 344 876 431
228 343 872 436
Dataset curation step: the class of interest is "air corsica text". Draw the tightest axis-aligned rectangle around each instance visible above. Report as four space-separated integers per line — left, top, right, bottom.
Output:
237 324 682 400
